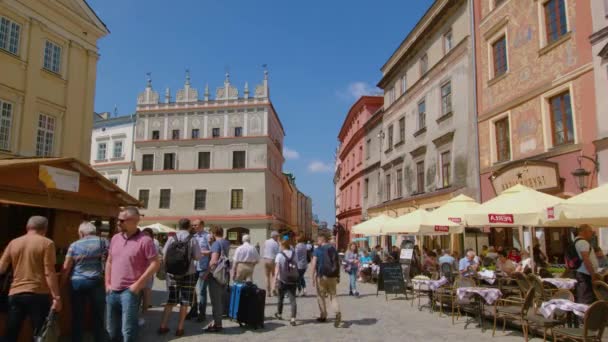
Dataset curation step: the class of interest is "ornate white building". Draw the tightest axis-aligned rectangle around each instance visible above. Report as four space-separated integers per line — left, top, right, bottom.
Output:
129 70 288 246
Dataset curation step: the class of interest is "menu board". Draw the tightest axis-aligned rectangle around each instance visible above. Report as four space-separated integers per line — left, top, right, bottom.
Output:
377 263 405 296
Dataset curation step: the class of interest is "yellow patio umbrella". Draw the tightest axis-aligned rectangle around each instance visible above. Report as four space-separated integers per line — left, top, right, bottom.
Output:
383 209 463 235
544 183 608 226
432 194 480 225
352 214 395 236
464 184 563 227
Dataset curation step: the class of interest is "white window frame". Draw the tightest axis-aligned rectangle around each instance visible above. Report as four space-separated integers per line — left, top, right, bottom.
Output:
414 156 426 194
0 99 13 151
36 114 55 157
437 145 453 189
401 74 407 95
0 16 21 55
420 53 429 76
385 172 392 201
43 40 62 74
489 112 513 164
540 82 578 151
440 80 452 116
230 188 245 210
417 99 426 130
137 188 151 209
537 0 570 48
198 150 212 169
97 142 107 160
159 188 172 209
443 29 453 54
112 141 123 159
194 189 208 210
486 27 509 81
395 168 403 198
141 153 155 171
232 150 247 169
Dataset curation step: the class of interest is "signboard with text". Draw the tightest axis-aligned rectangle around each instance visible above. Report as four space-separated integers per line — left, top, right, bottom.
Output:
488 213 514 224
38 165 80 192
490 160 561 195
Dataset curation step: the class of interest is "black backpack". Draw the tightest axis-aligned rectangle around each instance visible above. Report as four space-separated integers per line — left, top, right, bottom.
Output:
318 245 340 278
165 235 193 276
564 238 585 270
279 251 300 284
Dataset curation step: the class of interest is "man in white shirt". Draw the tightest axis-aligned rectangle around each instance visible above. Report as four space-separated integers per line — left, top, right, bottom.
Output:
575 225 599 304
232 235 260 282
263 231 280 296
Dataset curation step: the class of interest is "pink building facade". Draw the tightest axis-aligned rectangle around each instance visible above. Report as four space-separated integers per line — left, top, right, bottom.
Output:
336 96 383 250
474 0 597 258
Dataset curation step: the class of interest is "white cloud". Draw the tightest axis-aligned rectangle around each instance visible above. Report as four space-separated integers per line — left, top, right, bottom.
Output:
283 146 300 160
308 161 333 173
337 81 382 100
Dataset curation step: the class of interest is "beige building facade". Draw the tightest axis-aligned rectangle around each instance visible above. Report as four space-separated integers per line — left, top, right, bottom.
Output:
0 0 108 161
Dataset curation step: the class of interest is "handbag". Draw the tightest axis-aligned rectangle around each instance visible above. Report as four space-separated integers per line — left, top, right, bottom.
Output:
34 310 59 342
212 241 230 285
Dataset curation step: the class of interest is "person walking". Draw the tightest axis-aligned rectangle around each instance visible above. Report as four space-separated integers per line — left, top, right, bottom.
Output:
158 218 201 337
344 242 360 297
294 236 309 296
262 231 280 297
62 222 108 342
188 219 211 322
574 224 598 304
106 207 160 342
274 239 298 326
232 234 259 282
204 225 231 333
311 230 341 328
0 216 62 341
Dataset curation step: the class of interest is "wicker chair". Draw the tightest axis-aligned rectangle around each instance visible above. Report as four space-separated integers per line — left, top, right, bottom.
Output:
451 276 477 325
552 289 574 301
440 262 455 284
552 301 608 341
526 274 555 308
511 272 530 300
592 281 608 301
526 290 573 341
492 287 535 339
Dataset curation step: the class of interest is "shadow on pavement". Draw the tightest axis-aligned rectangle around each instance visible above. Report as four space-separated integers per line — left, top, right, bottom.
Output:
341 318 378 328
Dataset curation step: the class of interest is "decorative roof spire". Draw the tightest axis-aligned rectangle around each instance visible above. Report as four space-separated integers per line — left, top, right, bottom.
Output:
146 72 152 88
165 87 171 103
225 71 230 84
185 69 191 86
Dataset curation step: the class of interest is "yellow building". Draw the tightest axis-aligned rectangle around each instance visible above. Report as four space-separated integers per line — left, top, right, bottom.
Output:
0 0 108 161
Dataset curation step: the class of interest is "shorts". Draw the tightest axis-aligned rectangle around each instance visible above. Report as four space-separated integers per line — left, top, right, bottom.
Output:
166 273 197 306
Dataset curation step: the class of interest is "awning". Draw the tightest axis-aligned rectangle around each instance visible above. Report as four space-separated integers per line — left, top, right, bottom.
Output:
431 194 480 225
383 209 463 235
544 183 608 226
352 214 395 236
140 222 176 234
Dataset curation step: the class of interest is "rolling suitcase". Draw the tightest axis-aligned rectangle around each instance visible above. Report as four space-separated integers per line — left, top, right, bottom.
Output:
228 283 245 320
236 283 266 329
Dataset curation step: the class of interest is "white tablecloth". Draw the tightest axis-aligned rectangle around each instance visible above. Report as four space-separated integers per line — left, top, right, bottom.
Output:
478 270 496 285
541 278 577 290
539 299 589 319
412 276 449 291
456 287 502 305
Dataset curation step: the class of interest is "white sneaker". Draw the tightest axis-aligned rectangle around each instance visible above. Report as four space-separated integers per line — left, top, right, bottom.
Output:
138 318 145 327
302 290 307 297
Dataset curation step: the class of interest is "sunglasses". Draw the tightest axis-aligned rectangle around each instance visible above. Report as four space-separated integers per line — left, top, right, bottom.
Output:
118 218 136 223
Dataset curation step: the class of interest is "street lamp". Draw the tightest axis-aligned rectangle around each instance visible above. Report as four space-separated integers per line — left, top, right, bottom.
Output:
571 155 599 192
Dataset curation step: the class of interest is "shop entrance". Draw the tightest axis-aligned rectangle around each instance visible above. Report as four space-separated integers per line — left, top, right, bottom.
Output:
226 227 249 245
0 204 55 251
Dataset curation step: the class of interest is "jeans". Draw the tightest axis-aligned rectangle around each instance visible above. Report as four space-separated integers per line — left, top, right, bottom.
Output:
71 278 106 342
208 277 226 327
106 289 140 342
6 293 51 342
277 282 297 319
297 268 307 292
196 274 209 317
349 267 358 293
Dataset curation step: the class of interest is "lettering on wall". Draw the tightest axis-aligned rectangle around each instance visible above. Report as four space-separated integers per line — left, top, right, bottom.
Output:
490 160 561 195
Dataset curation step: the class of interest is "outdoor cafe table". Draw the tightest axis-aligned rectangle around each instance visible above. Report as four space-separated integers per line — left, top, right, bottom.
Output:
539 299 589 320
411 277 449 311
456 287 503 331
542 278 577 290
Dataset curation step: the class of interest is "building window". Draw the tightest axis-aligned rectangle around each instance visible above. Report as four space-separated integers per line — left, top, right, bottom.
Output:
387 124 394 148
492 36 508 77
159 189 171 209
212 128 220 137
441 82 452 116
109 178 118 185
420 53 428 75
142 154 154 171
443 30 453 54
388 87 396 105
418 100 426 130
138 189 150 209
43 41 62 74
544 0 568 44
152 130 160 140
0 100 13 150
549 91 574 146
198 151 210 169
440 151 451 188
194 189 207 210
366 139 371 159
97 143 107 160
233 151 246 169
401 75 407 94
416 161 425 193
398 117 405 143
364 178 369 198
36 114 55 157
231 189 244 209
191 129 200 139
171 129 180 140
385 174 392 201
113 141 123 158
163 153 176 170
396 169 403 198
0 17 21 55
234 127 243 137
495 117 511 162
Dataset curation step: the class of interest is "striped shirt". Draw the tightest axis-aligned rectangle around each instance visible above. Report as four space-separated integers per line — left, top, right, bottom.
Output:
66 236 108 280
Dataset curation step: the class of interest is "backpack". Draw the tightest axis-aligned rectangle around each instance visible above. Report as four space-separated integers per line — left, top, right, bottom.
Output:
564 238 585 270
279 251 299 284
165 235 193 276
212 241 231 285
318 245 340 278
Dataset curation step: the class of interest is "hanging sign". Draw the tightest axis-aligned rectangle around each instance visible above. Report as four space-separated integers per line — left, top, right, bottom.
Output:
434 226 450 233
488 214 514 224
490 160 561 195
39 165 80 192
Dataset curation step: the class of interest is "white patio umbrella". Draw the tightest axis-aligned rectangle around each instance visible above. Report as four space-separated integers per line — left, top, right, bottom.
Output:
432 194 480 225
352 214 395 236
383 209 463 235
544 183 608 226
140 222 176 234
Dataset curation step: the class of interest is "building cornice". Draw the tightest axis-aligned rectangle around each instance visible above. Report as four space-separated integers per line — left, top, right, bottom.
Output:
132 167 267 176
338 96 383 141
590 26 608 45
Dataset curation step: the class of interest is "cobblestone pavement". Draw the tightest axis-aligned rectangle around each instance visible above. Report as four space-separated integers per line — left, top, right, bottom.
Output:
137 263 533 342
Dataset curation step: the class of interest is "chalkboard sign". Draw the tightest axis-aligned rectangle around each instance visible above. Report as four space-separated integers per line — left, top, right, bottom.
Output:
377 262 406 300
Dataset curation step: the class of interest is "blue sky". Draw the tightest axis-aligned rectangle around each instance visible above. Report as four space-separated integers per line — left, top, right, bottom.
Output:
88 0 434 224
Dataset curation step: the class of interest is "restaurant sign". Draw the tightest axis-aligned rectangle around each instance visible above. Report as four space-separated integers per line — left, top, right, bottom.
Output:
434 226 450 233
488 214 514 224
448 217 462 224
39 165 80 192
490 160 561 195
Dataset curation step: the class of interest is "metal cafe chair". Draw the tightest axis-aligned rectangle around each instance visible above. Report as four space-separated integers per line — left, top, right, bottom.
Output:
552 301 608 342
592 281 608 301
526 290 574 342
492 287 535 340
451 276 477 325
